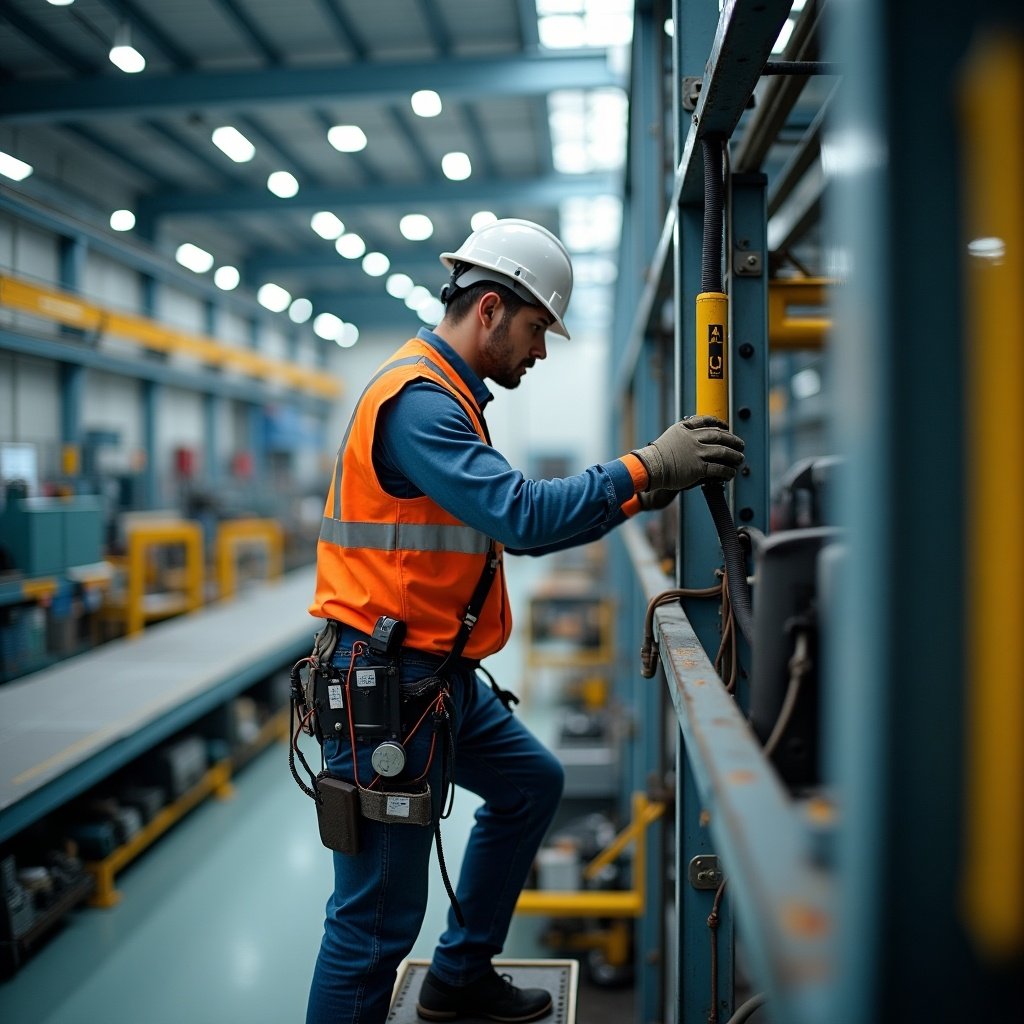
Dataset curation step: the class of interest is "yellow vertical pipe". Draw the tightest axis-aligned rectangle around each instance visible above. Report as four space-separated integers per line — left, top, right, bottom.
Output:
960 32 1024 958
696 292 729 422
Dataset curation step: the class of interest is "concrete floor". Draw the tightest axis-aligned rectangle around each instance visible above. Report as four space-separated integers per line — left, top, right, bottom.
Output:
0 561 639 1024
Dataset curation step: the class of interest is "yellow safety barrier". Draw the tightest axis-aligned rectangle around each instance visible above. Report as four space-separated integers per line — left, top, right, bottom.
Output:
515 793 665 918
86 760 234 908
215 517 284 600
768 277 833 350
0 273 342 400
104 520 205 636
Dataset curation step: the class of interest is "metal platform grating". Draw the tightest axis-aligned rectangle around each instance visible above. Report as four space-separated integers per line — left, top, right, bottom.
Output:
389 959 578 1024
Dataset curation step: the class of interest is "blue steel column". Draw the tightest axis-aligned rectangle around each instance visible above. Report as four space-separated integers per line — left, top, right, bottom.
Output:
203 299 221 488
58 235 87 484
728 172 770 711
248 317 266 486
825 0 1003 1021
627 8 670 1022
140 274 159 507
672 2 734 1022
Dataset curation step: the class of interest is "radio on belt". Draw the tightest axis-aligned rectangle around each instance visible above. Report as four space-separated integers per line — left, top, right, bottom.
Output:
369 615 406 656
346 616 406 741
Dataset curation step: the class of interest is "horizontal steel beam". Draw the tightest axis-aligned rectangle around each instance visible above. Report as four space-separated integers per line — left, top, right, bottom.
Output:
622 520 835 1024
245 251 440 283
138 171 619 221
0 328 329 408
0 52 621 125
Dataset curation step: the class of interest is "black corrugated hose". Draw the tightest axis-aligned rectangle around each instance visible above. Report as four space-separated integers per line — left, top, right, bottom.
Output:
700 136 754 645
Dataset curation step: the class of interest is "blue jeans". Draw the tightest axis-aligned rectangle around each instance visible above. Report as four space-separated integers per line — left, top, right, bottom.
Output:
306 626 565 1024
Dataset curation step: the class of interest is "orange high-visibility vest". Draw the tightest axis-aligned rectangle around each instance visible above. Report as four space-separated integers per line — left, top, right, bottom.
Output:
309 337 511 659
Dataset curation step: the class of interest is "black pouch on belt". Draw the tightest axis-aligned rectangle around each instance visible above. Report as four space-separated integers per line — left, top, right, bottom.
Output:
314 773 360 854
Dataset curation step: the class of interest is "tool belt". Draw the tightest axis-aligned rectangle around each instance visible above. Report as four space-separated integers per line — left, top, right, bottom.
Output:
290 543 503 926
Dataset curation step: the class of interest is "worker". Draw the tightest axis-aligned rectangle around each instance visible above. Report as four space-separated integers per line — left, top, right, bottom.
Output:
305 218 745 1023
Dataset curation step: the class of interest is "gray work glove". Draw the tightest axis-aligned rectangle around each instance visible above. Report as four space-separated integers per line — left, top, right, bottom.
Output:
633 415 745 491
636 487 680 512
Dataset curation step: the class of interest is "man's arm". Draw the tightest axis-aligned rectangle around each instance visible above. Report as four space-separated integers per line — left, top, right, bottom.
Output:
373 381 641 552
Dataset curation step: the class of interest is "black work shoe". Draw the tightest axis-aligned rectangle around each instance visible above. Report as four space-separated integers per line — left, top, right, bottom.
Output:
416 968 553 1022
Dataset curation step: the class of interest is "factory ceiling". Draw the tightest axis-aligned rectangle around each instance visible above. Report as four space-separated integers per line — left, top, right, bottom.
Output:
0 0 631 338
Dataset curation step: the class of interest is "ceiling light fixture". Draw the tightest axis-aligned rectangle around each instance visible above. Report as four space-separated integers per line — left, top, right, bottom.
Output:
289 298 313 324
0 151 33 182
212 126 255 163
361 252 390 277
109 209 136 232
310 211 344 239
176 243 215 274
399 214 433 241
335 233 366 260
471 211 497 231
109 24 146 74
47 0 77 6
313 312 342 341
257 282 291 313
410 90 443 117
337 322 359 348
214 266 240 291
327 125 367 153
418 298 445 325
386 273 414 299
441 152 472 181
267 171 299 198
404 285 433 312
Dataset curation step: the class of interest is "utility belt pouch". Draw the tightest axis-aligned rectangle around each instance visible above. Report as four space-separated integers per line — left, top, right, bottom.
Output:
359 784 432 827
312 670 349 741
304 621 341 742
314 774 360 855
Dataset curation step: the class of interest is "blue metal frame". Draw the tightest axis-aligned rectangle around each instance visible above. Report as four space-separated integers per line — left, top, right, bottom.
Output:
612 2 818 1022
0 53 622 124
137 171 620 220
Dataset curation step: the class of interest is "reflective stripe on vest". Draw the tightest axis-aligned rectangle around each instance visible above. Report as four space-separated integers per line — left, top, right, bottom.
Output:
318 518 491 554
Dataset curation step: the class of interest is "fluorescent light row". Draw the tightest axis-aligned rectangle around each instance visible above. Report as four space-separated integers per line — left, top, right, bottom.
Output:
376 210 497 327
382 273 444 327
0 150 33 182
313 313 359 348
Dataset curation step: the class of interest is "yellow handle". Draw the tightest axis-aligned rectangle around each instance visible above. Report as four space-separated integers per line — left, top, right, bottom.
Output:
696 291 729 422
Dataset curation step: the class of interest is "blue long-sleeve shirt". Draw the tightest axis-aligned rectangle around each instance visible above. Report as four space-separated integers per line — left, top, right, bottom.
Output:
372 329 639 556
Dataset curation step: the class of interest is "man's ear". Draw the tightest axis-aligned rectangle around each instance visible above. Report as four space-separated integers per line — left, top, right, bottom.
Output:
479 292 501 326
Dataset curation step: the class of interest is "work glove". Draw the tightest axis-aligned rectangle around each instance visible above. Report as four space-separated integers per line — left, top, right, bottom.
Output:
636 487 680 512
633 415 745 492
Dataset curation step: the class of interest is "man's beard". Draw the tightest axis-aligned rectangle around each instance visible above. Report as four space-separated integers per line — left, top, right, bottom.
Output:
480 311 528 389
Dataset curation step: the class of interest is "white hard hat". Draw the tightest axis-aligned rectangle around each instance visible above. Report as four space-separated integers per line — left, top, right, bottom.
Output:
440 218 574 339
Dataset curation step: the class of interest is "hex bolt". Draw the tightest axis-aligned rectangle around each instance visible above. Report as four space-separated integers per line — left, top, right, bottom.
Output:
745 254 758 267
